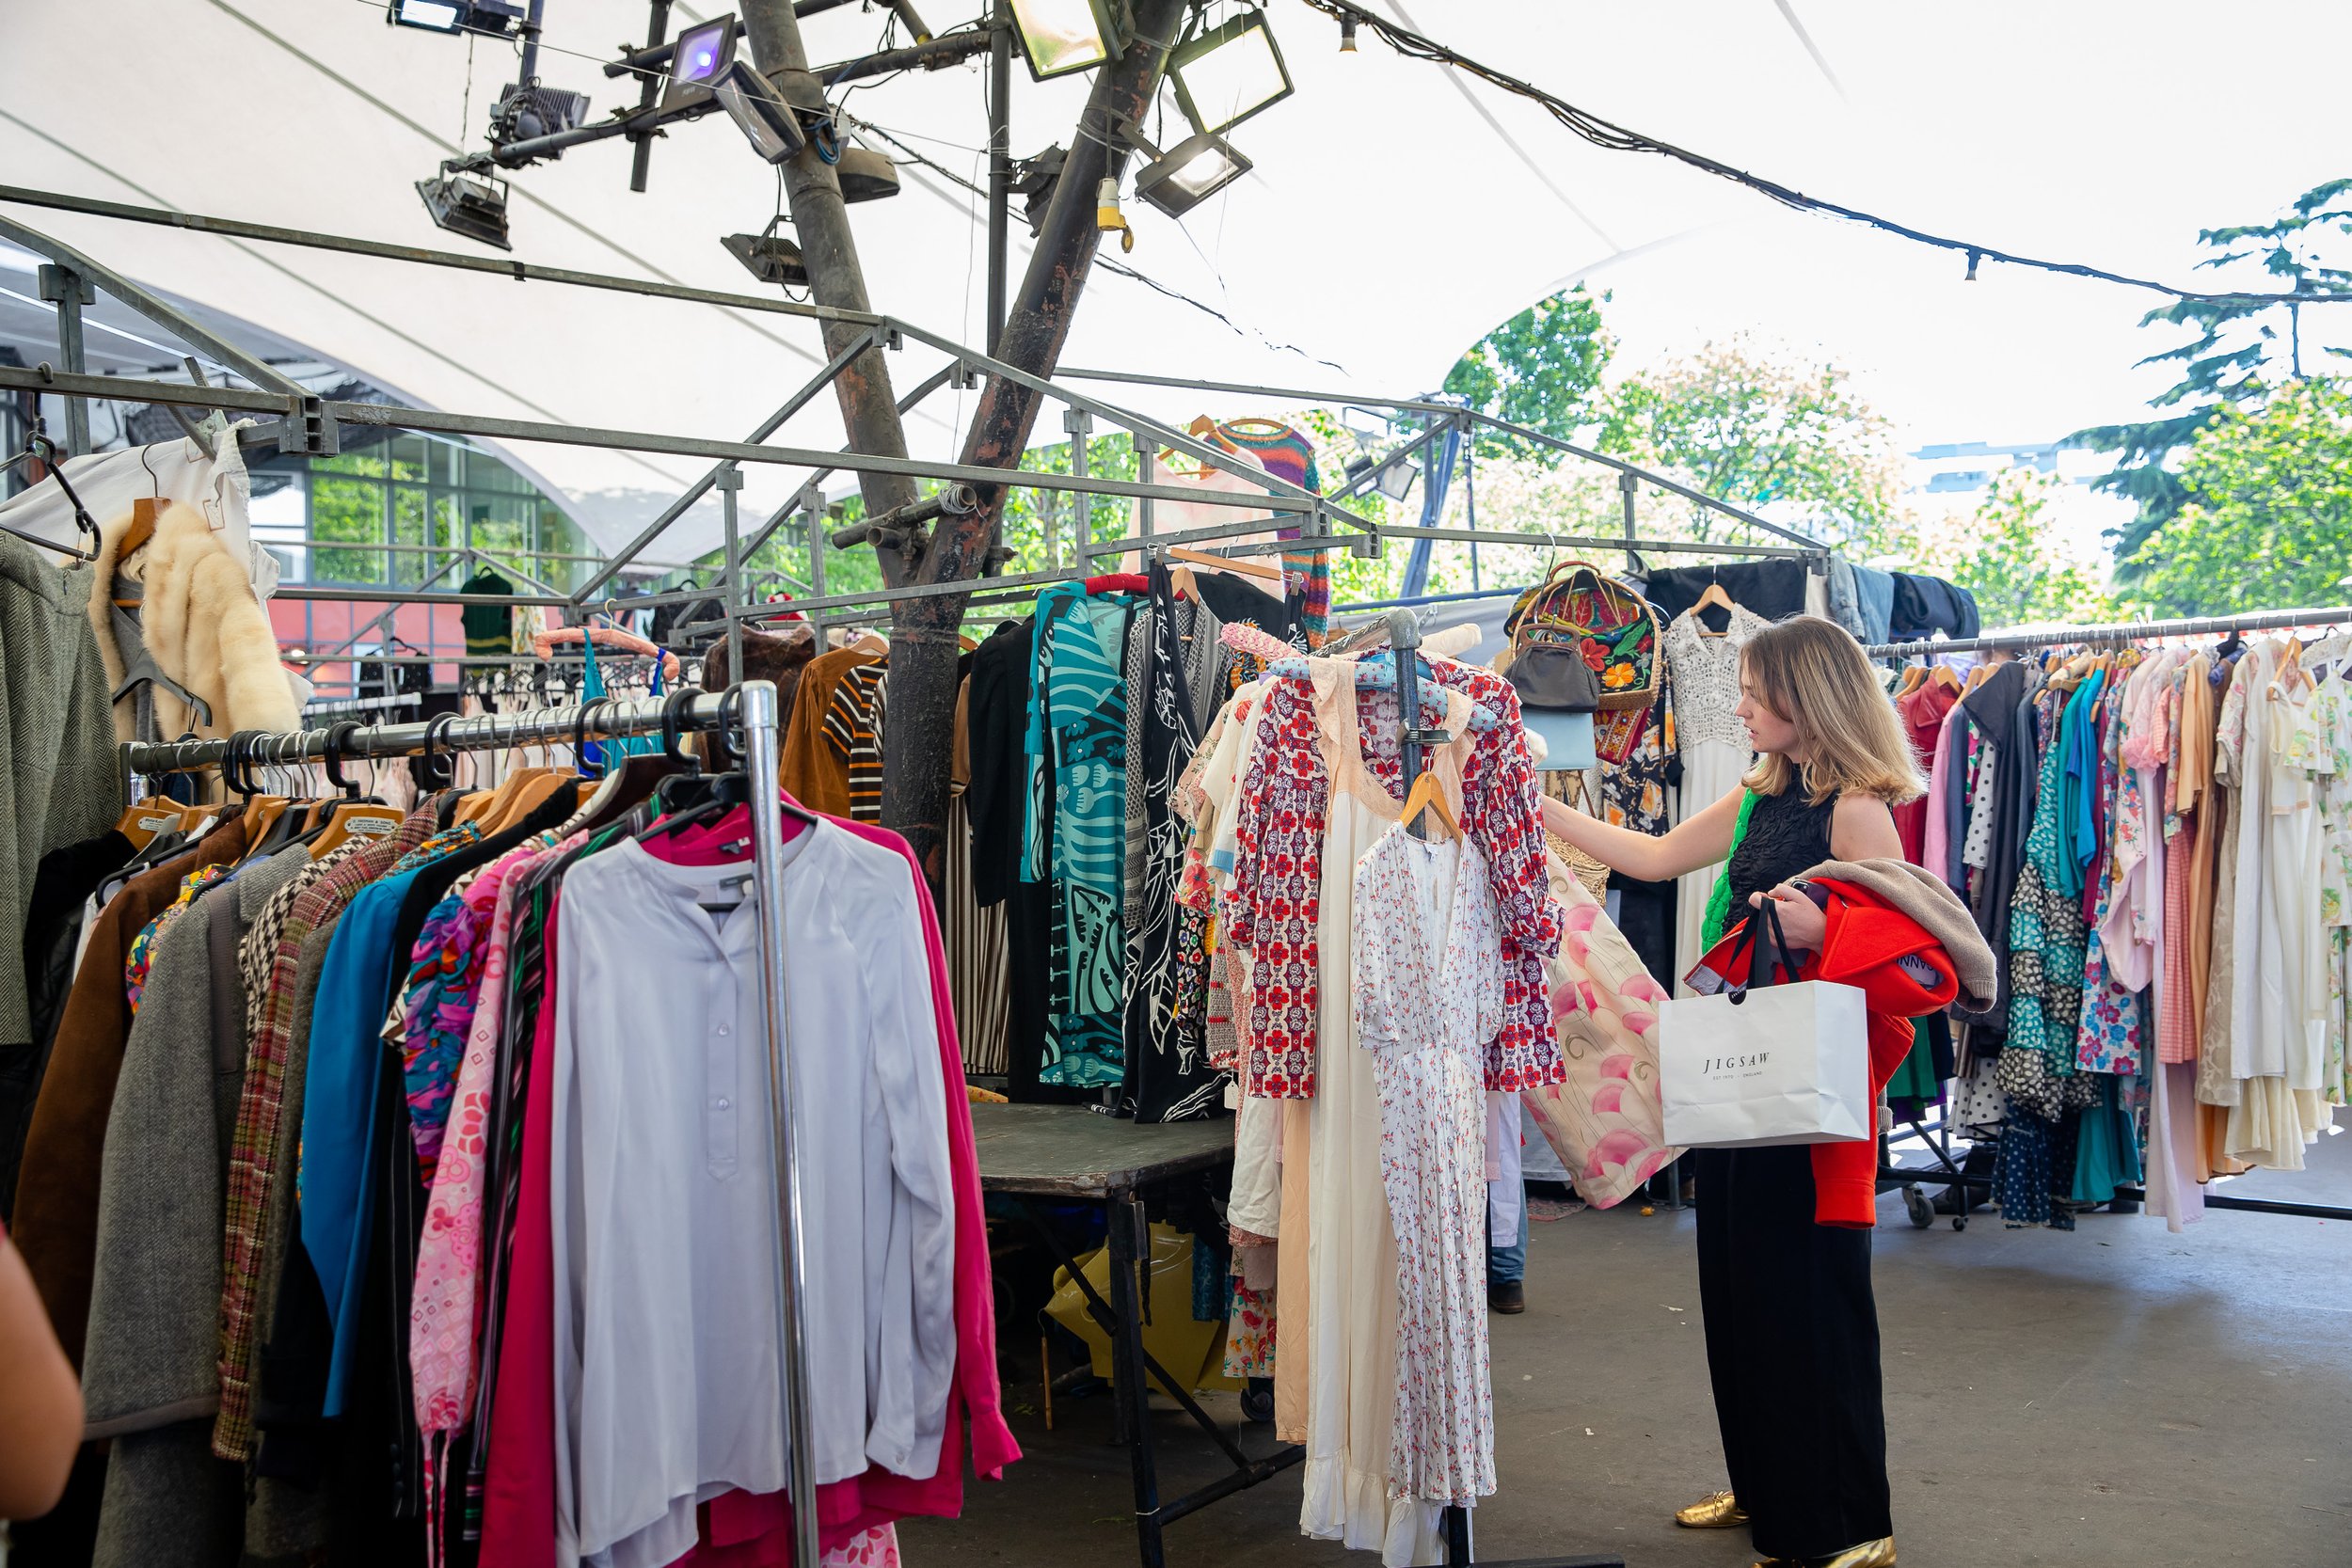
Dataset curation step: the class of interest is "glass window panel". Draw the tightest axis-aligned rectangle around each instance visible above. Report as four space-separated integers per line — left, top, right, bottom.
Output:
310 474 386 584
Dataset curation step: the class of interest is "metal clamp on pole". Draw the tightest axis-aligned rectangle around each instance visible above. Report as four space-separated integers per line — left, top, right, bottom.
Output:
276 394 342 457
828 481 979 548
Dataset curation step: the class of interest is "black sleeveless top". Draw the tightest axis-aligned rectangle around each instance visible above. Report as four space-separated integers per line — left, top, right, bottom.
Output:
1725 785 1837 915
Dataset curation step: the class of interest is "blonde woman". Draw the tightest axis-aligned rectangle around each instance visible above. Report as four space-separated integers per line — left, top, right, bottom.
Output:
1542 615 1928 1568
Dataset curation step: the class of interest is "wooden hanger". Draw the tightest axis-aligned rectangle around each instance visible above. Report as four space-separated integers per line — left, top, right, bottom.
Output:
308 798 406 859
1164 544 1282 584
849 630 889 657
113 799 183 852
1692 577 1736 636
1168 562 1200 603
1398 768 1462 842
1894 666 1926 697
1931 665 1963 694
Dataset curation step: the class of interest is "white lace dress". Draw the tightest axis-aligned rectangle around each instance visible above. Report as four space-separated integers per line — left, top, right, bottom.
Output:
1661 605 1767 990
1352 821 1505 1512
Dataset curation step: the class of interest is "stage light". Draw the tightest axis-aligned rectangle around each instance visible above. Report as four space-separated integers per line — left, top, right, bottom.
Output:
489 81 591 145
1132 131 1249 217
1010 145 1068 235
387 0 522 35
713 59 804 163
835 147 900 203
723 221 811 287
1006 0 1125 81
661 13 740 112
1168 7 1293 135
416 167 512 249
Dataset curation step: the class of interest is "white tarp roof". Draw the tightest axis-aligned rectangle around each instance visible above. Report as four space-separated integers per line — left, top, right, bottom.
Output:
6 0 2350 563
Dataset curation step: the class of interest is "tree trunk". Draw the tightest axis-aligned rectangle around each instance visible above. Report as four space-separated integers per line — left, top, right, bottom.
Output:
739 0 922 583
877 0 1187 896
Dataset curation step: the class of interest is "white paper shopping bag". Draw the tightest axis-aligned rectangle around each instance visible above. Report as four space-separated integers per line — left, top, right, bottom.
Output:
1659 900 1873 1148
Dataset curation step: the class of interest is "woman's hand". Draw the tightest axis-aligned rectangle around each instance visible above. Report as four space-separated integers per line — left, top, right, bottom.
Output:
1749 884 1826 952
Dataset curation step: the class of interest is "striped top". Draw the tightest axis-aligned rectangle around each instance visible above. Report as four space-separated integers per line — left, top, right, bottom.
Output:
823 660 890 823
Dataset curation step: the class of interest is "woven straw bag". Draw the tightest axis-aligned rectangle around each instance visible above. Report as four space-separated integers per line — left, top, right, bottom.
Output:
1504 559 1661 713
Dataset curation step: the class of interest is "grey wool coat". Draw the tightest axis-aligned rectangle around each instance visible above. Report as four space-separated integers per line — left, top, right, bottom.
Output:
80 847 309 1568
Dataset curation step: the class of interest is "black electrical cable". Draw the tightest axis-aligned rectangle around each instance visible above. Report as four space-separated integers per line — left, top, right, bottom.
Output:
1299 0 2352 308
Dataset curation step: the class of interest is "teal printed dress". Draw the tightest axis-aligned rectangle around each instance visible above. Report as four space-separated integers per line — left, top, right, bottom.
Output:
1026 586 1136 1088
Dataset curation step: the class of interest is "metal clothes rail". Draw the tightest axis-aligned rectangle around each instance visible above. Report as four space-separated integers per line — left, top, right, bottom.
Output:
1866 605 2352 660
0 187 1825 651
120 685 827 1568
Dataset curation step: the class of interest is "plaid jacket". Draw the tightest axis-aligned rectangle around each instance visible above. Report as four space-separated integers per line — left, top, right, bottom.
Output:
213 813 436 1459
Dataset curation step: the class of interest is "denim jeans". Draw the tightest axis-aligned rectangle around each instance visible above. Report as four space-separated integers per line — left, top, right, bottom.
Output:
1486 1180 1529 1286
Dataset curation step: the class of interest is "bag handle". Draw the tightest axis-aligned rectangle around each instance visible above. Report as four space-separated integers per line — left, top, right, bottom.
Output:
1724 893 1804 1004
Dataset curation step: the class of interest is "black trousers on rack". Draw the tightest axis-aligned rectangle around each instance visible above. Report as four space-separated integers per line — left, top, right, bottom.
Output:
1694 1146 1893 1560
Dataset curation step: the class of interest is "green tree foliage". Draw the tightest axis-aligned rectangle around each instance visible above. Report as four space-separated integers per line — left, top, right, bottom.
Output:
1911 470 2113 627
2123 379 2352 617
1441 286 1613 465
2075 179 2352 573
1596 335 1903 551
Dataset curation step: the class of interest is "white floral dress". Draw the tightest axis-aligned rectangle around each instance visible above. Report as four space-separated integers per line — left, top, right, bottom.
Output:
1353 819 1504 1511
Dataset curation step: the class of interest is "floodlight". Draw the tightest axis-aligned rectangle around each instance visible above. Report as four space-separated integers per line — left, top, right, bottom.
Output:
490 81 591 145
1168 7 1293 135
723 221 811 288
713 59 804 164
1010 145 1068 235
1374 452 1418 501
388 0 523 35
1131 130 1250 218
1006 0 1125 80
835 147 901 203
661 14 740 112
416 168 513 249
390 0 464 29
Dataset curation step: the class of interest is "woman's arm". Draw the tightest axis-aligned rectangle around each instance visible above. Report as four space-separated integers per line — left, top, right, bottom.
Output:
1829 792 1904 862
0 1232 83 1520
1750 792 1906 949
1538 784 1745 884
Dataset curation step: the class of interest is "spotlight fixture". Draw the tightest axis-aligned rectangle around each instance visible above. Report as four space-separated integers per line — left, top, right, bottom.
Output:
1010 144 1068 235
1121 123 1252 219
723 219 811 287
660 13 740 113
416 166 513 249
489 80 591 145
1135 135 1250 216
1373 451 1418 502
387 0 523 35
1339 14 1358 52
712 59 804 163
1168 6 1293 135
834 147 901 203
1005 0 1126 80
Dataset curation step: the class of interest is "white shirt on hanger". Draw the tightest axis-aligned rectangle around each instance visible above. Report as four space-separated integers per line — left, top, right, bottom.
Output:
549 821 955 1568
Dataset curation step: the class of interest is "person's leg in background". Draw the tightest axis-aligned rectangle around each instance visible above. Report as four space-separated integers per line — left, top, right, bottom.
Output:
1486 1091 1528 1312
1486 1179 1528 1313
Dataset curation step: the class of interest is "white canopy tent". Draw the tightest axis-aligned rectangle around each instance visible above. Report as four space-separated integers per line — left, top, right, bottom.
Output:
5 0 2348 565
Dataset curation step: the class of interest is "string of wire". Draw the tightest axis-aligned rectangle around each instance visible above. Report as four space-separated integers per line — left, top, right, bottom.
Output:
1297 0 2352 309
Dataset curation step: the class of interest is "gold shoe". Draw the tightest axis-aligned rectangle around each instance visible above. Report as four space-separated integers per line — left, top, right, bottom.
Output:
1674 1490 1750 1528
1806 1539 1897 1568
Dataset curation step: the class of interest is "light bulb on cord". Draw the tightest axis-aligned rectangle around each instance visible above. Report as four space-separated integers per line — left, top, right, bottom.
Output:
1340 14 1357 51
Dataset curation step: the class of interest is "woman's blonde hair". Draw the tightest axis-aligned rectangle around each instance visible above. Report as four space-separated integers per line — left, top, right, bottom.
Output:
1738 615 1926 805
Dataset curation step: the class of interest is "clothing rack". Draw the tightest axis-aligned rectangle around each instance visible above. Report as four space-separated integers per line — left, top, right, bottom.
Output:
1864 606 2352 1229
119 684 827 1568
1865 605 2352 660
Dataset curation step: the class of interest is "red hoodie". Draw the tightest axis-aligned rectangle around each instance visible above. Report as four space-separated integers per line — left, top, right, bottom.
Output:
1693 876 1962 1227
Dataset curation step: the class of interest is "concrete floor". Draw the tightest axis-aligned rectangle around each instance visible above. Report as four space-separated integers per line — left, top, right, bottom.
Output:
904 1110 2352 1568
